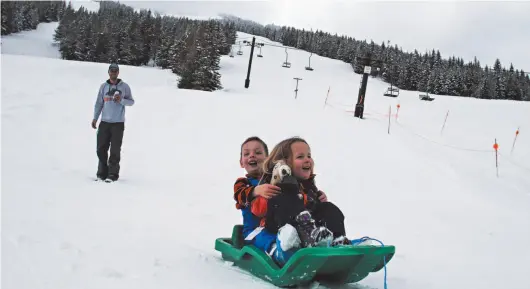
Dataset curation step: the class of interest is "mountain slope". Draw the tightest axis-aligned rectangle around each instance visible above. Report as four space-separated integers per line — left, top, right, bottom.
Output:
1 23 530 289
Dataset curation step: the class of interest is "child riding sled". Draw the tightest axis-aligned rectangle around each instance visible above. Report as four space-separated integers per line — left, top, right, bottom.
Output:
234 136 380 266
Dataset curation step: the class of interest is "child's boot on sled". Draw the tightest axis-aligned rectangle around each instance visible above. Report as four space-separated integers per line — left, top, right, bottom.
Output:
267 223 301 266
330 235 351 246
295 210 333 248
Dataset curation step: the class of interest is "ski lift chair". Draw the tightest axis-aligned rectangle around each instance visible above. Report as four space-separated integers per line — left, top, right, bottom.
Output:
383 87 399 97
256 43 264 57
419 92 435 101
305 52 314 71
282 48 291 68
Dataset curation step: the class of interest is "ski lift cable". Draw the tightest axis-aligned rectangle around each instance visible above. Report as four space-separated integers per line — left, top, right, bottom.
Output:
236 36 256 41
258 40 303 51
235 38 305 52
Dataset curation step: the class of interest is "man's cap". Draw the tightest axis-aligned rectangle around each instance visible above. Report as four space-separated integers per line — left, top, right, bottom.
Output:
109 63 119 71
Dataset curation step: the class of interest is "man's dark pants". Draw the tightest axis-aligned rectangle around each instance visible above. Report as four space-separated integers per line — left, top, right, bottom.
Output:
96 121 124 180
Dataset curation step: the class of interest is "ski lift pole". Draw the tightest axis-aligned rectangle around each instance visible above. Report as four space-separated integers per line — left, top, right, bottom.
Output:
511 127 520 155
493 139 499 177
324 86 331 108
244 37 256 88
293 77 302 99
354 46 381 119
388 105 391 134
354 64 371 119
441 110 449 135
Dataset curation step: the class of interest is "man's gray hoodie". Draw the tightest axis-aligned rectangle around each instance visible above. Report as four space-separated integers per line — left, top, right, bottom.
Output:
93 78 134 123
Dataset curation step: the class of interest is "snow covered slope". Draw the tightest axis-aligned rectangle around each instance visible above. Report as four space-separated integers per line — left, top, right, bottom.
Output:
2 22 530 289
0 22 60 58
0 1 99 59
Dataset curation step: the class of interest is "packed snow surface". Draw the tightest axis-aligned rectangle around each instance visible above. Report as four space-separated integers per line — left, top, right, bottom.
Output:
2 18 530 289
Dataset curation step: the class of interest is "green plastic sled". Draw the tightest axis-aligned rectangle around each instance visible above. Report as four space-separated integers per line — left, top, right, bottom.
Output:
214 225 395 288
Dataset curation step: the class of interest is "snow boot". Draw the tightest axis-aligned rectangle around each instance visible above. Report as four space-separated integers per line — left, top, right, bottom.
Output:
267 223 301 266
294 210 333 248
95 176 106 182
330 235 351 247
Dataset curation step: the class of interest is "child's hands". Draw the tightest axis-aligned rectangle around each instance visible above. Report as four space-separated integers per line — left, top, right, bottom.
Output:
318 191 328 202
254 184 281 199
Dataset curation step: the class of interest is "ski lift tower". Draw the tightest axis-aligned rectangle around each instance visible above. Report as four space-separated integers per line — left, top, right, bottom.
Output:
354 44 383 119
244 37 256 88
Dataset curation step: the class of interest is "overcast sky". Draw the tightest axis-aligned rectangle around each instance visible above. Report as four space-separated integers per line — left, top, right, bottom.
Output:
122 0 530 71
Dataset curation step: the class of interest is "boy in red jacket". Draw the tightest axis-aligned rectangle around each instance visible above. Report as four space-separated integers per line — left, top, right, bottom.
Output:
234 136 302 265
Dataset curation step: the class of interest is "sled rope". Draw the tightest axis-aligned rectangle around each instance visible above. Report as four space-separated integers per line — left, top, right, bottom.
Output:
354 236 388 289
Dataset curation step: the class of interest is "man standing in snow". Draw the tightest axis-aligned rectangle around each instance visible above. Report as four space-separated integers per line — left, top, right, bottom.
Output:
92 63 135 182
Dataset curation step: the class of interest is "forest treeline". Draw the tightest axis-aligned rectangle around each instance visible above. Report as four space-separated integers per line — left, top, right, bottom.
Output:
3 1 529 99
221 15 530 101
1 0 65 35
52 1 236 91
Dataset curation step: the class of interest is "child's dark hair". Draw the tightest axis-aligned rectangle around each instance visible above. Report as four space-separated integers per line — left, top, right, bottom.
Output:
240 136 269 159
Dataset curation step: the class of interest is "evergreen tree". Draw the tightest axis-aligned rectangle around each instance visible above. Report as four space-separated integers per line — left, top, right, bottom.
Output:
506 64 519 100
177 24 222 91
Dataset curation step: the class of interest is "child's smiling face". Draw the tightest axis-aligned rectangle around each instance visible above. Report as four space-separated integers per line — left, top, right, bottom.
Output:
240 140 267 177
289 141 313 180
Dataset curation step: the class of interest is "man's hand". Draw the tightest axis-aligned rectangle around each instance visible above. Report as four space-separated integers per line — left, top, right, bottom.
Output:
318 191 328 202
91 119 97 129
254 184 281 199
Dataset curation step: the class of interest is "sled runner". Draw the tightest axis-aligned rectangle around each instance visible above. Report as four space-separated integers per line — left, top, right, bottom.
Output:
215 225 395 288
